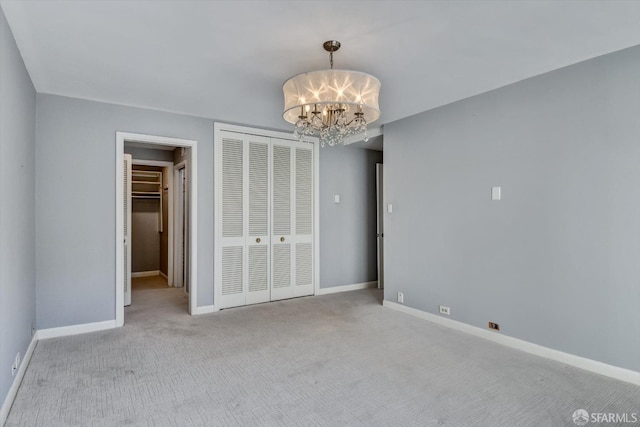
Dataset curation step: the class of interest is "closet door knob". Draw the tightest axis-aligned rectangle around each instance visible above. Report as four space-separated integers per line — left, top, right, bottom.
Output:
256 238 261 243
280 237 285 242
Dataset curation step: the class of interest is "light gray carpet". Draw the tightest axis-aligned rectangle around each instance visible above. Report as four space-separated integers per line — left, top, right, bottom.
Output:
6 280 640 426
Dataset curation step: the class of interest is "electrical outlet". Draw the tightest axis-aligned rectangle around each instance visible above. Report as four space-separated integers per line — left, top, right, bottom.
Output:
439 306 450 315
488 322 500 331
397 292 404 304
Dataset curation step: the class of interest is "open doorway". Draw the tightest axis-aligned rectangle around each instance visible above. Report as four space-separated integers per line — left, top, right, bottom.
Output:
116 132 198 327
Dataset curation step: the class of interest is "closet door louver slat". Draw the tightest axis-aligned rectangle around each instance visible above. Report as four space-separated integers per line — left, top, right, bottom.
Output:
296 243 313 287
249 142 268 236
272 145 291 236
221 246 243 295
295 148 313 236
248 245 268 292
222 138 243 238
272 244 291 289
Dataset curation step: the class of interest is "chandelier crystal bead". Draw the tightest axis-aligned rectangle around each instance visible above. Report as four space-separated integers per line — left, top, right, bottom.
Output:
283 41 381 147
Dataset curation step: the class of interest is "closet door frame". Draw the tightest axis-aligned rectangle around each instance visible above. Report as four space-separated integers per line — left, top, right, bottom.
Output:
214 123 320 309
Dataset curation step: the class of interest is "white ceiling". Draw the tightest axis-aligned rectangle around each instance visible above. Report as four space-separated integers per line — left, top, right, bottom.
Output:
2 0 640 137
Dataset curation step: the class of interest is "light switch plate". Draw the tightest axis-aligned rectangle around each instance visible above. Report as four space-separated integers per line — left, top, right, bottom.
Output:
491 186 501 201
387 204 393 213
334 194 340 204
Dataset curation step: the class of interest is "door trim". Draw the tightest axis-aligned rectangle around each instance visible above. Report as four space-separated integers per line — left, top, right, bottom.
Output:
116 132 198 327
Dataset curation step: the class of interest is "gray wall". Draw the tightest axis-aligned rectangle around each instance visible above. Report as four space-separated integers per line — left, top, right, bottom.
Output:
0 7 36 408
36 94 214 328
320 145 382 288
384 45 640 371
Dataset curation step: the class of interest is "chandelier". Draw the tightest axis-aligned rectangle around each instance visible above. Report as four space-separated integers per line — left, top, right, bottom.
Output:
282 40 381 147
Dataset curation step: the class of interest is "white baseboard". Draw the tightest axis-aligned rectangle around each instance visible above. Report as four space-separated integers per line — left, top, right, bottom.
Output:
131 270 160 278
191 305 219 315
38 320 118 340
316 281 378 295
382 300 640 386
0 334 38 426
159 271 168 281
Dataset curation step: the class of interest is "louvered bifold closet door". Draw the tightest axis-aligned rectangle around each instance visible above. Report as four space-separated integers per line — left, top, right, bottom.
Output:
216 129 315 308
270 141 294 301
218 135 246 309
246 137 271 305
293 145 314 297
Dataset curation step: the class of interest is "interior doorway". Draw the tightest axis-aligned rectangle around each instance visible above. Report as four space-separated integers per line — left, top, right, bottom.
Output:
116 132 198 327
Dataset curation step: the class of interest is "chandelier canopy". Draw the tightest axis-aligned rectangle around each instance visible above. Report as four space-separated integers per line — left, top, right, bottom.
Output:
283 40 381 147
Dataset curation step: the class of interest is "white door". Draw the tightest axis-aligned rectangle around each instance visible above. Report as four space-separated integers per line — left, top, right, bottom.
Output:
123 154 132 306
293 145 314 297
271 140 314 301
218 135 247 308
376 163 384 289
217 132 272 308
270 142 293 301
246 137 271 305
